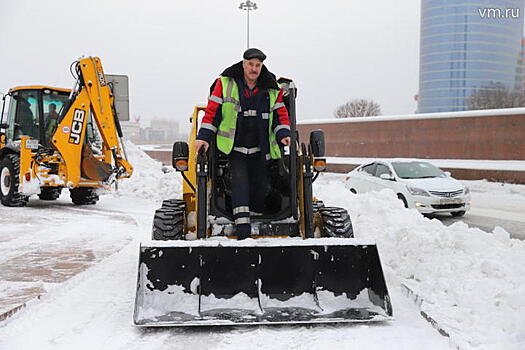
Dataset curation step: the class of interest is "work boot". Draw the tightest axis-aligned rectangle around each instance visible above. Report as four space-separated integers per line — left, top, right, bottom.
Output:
236 223 251 240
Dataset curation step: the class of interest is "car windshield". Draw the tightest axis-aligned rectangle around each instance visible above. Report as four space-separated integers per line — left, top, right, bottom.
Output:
391 161 444 179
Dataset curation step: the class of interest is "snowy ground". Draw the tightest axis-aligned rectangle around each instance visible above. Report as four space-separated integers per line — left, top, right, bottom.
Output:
0 143 524 350
315 174 525 350
437 180 525 240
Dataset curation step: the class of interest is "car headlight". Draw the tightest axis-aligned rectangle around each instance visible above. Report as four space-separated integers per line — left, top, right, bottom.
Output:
407 186 430 197
464 187 470 195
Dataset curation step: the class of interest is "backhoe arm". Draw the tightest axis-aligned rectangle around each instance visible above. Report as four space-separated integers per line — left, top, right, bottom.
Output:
52 57 133 186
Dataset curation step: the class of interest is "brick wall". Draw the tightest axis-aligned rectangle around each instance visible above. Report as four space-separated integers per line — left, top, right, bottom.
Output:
296 112 525 160
296 110 525 183
143 150 172 165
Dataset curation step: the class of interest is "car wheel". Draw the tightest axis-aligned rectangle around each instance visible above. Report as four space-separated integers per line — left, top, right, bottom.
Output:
397 194 408 208
451 211 466 217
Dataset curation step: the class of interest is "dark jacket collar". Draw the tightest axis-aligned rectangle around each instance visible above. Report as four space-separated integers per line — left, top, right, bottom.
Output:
220 61 280 90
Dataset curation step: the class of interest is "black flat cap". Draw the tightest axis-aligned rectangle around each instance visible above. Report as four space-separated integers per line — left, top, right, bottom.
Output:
243 48 266 62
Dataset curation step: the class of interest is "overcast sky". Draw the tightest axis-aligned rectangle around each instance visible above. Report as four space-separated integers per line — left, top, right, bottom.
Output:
0 0 420 128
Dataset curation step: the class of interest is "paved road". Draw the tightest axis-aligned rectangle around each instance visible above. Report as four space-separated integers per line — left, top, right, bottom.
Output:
428 212 525 240
426 189 525 240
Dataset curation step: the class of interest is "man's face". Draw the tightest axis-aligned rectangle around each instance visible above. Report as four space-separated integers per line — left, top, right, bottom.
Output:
243 59 263 82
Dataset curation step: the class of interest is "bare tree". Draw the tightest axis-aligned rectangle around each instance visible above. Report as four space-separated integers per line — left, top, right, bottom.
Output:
468 83 525 110
334 99 381 118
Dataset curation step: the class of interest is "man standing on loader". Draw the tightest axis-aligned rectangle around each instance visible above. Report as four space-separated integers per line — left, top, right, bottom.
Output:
195 48 291 239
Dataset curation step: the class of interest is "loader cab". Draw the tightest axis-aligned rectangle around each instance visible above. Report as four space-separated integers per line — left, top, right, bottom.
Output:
2 87 70 147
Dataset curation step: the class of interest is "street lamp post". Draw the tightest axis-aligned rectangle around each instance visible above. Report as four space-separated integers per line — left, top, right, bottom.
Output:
238 1 258 49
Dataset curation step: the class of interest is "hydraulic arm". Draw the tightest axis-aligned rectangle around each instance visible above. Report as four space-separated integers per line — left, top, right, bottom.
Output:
52 57 133 186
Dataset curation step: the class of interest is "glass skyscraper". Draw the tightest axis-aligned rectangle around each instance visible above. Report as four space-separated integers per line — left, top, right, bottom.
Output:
418 0 524 113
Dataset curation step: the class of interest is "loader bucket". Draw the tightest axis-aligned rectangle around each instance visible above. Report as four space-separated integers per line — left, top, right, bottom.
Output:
134 238 393 326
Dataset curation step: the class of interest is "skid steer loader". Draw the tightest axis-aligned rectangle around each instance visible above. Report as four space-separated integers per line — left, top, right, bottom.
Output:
0 57 133 206
134 80 392 326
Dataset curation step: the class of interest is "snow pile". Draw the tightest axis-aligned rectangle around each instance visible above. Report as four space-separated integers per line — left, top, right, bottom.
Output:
117 141 182 201
19 177 41 196
314 173 525 350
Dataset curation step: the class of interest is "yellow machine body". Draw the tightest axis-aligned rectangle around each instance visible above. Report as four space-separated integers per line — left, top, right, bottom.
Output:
0 57 133 206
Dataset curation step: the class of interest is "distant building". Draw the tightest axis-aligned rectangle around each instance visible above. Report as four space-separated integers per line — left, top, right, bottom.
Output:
418 0 524 113
120 121 141 142
141 118 181 143
120 117 186 144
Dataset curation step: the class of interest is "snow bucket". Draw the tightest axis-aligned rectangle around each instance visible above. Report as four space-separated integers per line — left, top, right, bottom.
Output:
134 238 393 326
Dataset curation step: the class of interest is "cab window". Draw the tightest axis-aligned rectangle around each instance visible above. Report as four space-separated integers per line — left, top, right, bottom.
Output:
15 90 40 140
5 95 17 140
42 90 68 143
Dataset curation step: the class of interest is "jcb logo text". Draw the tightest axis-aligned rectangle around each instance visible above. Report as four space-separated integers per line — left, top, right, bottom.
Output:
69 109 86 144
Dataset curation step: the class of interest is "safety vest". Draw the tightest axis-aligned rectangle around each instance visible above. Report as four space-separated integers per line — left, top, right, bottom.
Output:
216 76 282 159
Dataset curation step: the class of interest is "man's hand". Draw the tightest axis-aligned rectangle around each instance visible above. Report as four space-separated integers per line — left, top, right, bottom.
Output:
195 140 209 153
280 137 291 146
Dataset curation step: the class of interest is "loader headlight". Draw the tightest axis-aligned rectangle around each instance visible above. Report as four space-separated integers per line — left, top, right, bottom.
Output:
174 159 188 172
313 158 326 172
407 186 430 197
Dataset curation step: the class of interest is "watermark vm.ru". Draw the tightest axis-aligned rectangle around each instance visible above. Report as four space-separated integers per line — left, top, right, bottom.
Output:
478 7 520 19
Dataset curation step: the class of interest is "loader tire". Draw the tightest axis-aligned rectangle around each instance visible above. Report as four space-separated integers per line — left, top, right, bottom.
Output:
152 207 185 240
312 200 325 212
0 154 28 207
319 206 354 238
162 199 186 210
38 187 62 201
70 187 99 205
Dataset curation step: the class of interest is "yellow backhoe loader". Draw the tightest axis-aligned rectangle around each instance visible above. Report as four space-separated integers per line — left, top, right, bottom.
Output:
134 79 392 326
0 57 133 206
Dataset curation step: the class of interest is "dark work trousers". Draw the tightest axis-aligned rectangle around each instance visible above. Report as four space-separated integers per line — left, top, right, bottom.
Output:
229 150 268 237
